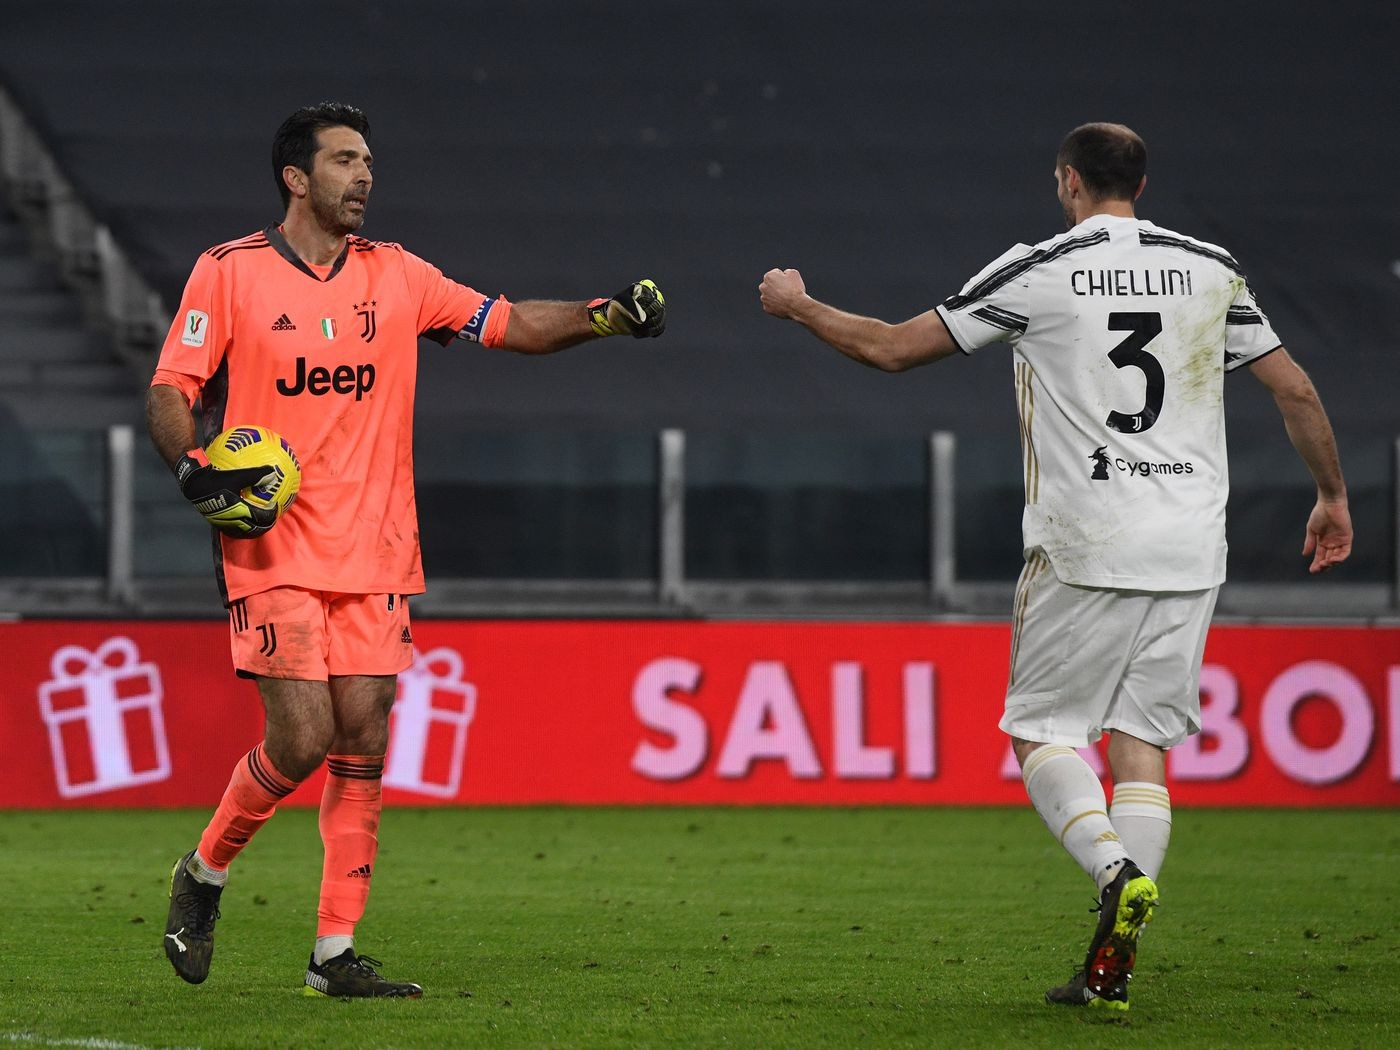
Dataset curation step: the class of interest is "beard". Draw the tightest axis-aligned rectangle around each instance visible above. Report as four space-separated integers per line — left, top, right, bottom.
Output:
309 182 367 236
1059 194 1076 230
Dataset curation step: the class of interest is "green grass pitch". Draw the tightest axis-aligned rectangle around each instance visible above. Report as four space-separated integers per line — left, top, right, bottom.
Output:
1 807 1396 1048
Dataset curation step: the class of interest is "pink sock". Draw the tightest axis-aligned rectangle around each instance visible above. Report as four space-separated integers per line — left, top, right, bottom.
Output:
316 754 384 937
197 743 300 870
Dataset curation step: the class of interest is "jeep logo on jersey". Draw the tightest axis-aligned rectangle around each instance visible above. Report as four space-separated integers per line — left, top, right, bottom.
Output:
276 357 376 400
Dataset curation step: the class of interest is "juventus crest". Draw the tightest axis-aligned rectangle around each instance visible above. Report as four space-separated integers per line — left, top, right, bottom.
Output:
355 300 378 342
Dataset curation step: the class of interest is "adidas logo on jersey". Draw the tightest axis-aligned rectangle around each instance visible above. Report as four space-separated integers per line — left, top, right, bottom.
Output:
271 313 297 331
347 864 373 879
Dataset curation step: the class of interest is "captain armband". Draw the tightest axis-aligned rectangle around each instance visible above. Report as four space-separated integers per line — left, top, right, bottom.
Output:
456 295 513 347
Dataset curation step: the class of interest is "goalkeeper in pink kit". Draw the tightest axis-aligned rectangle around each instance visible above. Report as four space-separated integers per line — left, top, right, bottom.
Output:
147 101 665 997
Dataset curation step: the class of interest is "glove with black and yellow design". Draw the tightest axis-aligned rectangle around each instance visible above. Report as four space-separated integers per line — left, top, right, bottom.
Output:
175 448 279 538
588 279 666 339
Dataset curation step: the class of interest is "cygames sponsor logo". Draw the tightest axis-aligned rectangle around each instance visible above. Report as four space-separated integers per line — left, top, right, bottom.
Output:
1119 457 1194 477
1088 444 1194 481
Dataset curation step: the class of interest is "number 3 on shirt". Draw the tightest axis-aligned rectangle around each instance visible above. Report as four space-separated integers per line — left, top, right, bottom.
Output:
1104 311 1164 434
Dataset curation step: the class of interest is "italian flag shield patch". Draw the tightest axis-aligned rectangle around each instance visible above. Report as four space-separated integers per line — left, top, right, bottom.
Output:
321 318 337 339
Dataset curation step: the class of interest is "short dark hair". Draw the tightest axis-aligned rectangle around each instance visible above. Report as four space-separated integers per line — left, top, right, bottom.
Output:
1056 123 1146 201
271 102 371 209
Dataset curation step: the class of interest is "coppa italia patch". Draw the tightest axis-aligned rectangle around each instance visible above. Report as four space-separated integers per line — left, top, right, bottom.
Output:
321 318 338 339
181 310 209 347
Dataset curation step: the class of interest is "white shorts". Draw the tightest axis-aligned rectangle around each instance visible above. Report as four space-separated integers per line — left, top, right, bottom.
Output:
999 549 1219 749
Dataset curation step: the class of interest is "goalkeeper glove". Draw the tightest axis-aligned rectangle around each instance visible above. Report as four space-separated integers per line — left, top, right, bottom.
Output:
175 448 279 538
588 279 666 338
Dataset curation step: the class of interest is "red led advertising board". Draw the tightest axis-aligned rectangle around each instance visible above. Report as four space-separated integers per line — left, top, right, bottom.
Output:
2 621 1396 808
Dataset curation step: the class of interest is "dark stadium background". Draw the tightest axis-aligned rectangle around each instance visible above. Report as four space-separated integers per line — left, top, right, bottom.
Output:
2 13 1396 1050
0 0 1395 598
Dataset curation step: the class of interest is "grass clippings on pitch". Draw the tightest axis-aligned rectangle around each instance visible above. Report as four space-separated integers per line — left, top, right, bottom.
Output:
0 806 1396 1049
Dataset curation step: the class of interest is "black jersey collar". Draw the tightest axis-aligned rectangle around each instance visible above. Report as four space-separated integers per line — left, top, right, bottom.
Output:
264 224 351 282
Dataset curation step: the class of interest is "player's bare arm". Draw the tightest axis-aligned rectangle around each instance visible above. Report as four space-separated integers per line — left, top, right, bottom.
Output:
146 382 199 470
759 267 959 371
498 299 598 354
1248 347 1352 573
500 279 666 354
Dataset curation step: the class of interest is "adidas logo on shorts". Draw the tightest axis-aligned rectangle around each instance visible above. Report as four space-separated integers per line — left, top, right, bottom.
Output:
347 864 373 879
400 627 413 644
271 313 296 331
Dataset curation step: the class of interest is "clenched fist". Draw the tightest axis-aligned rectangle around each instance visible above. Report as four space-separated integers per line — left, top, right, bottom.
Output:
759 268 808 319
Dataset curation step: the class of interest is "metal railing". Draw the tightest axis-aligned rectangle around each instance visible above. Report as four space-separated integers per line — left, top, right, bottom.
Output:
0 424 1392 623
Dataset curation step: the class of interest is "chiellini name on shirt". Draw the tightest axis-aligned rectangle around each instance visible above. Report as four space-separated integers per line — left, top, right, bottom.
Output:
1070 268 1193 297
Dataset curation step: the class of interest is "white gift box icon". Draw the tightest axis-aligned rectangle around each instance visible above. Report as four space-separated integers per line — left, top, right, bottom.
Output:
37 637 172 799
386 646 477 798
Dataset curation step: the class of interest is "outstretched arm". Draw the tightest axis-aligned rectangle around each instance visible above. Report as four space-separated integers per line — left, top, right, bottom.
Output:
500 280 666 354
758 268 959 372
1248 347 1351 573
498 299 596 355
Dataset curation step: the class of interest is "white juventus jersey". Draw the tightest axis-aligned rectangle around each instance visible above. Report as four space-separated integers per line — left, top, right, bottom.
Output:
936 214 1281 590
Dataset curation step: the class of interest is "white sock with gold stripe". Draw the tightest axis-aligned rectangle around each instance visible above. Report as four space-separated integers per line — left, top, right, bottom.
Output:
1022 745 1129 892
1109 781 1171 882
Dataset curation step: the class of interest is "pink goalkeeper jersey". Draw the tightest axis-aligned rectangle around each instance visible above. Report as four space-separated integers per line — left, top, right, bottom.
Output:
151 225 511 602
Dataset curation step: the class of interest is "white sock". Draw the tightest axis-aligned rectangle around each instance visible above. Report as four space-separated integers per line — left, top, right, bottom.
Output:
314 935 354 965
187 850 228 887
1022 745 1129 892
1109 781 1172 882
